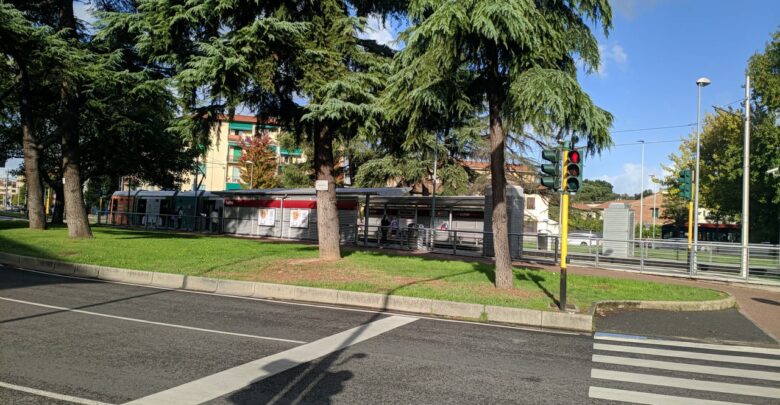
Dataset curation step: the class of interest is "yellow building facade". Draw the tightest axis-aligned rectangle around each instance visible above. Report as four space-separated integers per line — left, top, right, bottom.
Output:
181 115 304 191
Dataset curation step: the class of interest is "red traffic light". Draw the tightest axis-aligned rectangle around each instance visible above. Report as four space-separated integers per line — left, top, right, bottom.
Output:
568 150 581 164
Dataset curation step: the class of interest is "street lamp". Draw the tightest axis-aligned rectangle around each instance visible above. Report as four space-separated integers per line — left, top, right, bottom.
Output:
691 76 711 276
246 160 254 189
638 140 645 240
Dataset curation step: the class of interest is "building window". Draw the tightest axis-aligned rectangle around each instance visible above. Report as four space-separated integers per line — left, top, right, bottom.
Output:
524 220 537 233
526 197 535 210
652 208 660 218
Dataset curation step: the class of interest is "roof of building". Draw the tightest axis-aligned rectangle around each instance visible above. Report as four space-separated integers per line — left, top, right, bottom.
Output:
217 114 280 125
214 187 411 197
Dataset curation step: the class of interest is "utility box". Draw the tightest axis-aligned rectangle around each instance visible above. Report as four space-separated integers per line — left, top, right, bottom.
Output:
483 186 525 258
602 203 635 258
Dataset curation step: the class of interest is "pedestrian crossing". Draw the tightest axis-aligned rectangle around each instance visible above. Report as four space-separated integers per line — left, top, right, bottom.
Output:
588 332 780 404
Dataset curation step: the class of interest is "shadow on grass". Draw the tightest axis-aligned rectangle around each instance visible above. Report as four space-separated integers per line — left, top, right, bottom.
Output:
515 270 558 308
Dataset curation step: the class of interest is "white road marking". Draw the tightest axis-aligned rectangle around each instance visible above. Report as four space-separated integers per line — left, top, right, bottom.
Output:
591 368 780 399
3 265 584 336
594 333 780 356
0 380 114 405
592 354 780 381
593 343 780 367
125 315 418 405
588 386 749 405
0 296 305 344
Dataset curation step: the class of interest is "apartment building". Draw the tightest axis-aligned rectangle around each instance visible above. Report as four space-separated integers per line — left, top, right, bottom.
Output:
181 115 305 191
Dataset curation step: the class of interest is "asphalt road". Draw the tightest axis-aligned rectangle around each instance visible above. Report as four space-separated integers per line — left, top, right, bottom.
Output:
1 265 779 404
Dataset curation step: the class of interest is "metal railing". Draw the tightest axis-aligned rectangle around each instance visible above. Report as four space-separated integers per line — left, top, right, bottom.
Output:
97 212 780 285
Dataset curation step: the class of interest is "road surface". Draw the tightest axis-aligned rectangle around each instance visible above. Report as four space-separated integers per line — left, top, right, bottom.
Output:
1 265 778 404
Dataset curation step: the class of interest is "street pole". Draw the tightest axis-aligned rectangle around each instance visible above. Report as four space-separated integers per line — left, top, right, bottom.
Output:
560 193 569 312
638 140 645 240
652 189 657 238
559 149 570 312
430 131 439 232
741 75 751 279
691 77 710 276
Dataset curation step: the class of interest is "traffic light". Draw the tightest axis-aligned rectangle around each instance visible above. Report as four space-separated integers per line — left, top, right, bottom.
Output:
540 148 561 191
563 149 583 193
678 169 692 200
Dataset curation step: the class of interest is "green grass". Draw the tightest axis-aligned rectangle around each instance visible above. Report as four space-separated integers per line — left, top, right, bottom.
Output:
0 221 725 312
0 210 25 219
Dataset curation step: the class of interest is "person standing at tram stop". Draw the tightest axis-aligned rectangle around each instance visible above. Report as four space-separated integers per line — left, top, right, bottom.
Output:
380 214 390 245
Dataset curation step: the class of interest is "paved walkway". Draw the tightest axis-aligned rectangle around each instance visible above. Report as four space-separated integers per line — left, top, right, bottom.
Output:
555 264 780 343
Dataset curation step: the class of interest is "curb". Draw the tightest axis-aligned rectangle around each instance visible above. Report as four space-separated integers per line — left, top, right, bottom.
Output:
591 295 736 315
0 252 734 333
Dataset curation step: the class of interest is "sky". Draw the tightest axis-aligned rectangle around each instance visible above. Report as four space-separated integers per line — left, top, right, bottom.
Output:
6 1 779 196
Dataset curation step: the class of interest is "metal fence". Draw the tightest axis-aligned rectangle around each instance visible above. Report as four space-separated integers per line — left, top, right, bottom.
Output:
98 212 780 285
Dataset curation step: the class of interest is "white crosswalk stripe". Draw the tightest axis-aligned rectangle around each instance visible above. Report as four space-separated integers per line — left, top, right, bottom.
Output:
588 332 780 404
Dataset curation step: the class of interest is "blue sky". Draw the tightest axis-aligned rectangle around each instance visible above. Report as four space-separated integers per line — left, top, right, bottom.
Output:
5 1 779 196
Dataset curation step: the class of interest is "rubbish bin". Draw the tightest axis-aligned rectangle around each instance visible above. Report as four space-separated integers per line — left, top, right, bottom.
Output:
407 223 425 250
537 233 549 251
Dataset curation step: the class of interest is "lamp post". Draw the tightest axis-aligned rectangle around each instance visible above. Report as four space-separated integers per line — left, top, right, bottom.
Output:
638 140 645 240
246 160 254 189
740 76 751 279
691 76 711 276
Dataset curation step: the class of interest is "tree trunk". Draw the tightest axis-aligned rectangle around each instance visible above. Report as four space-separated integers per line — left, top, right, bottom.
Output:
59 0 92 238
19 66 46 230
486 45 513 289
314 124 341 260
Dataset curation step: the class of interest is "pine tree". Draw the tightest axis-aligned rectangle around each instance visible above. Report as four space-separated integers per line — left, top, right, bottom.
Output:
387 0 614 288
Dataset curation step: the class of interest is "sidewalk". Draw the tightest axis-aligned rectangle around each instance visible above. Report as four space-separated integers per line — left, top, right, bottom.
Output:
557 264 780 342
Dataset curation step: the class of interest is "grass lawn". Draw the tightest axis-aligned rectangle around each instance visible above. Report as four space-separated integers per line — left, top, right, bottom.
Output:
0 221 725 312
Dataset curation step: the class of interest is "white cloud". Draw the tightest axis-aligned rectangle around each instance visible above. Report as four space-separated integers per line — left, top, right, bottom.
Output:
595 43 629 77
599 163 661 195
359 15 398 49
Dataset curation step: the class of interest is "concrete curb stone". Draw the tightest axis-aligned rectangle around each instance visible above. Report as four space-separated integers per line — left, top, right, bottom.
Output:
72 263 100 278
541 311 593 331
335 290 386 309
150 272 185 289
0 252 21 267
431 300 484 319
20 256 54 272
591 295 736 315
97 266 127 282
120 268 154 286
485 305 542 328
184 276 218 293
49 261 76 276
253 283 301 301
383 295 433 314
216 279 255 297
292 286 340 305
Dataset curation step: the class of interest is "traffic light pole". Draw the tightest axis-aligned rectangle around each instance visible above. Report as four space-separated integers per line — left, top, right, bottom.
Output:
559 192 569 312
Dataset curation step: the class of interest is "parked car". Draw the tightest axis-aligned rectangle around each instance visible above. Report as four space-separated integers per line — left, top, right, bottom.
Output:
568 232 600 246
651 237 689 250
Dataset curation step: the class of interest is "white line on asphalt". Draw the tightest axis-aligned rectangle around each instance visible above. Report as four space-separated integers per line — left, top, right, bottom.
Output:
594 332 780 356
591 368 780 399
592 354 780 381
0 380 114 405
588 386 749 405
593 343 780 367
0 296 306 344
5 266 584 336
125 315 418 405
